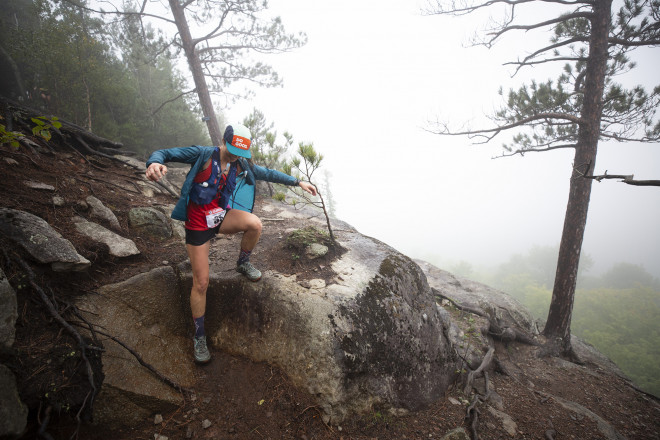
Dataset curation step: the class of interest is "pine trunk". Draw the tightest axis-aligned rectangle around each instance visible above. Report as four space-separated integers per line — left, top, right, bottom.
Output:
168 0 222 146
542 1 612 354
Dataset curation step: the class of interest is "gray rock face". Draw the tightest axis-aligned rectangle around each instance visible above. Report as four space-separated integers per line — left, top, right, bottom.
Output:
86 195 121 231
0 364 27 439
76 267 194 428
417 260 539 336
0 268 17 349
73 219 140 257
0 207 90 272
128 207 172 240
417 260 539 369
185 230 457 422
86 224 457 425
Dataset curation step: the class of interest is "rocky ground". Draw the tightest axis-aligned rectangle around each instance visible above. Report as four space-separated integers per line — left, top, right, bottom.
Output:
1 133 659 439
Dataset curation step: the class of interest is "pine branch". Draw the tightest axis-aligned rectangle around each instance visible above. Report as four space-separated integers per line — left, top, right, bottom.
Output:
428 112 583 141
608 37 660 46
424 0 588 17
59 0 176 24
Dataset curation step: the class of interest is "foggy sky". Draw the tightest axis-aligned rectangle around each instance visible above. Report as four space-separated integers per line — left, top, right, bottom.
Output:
227 0 660 277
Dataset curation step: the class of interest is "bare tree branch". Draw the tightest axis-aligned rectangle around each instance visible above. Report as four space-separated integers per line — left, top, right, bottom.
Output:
428 112 583 140
487 11 592 42
585 171 660 186
504 56 586 67
151 89 197 116
494 143 577 158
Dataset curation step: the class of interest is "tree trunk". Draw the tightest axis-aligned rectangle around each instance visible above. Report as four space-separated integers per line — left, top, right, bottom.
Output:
168 0 222 146
542 0 612 354
0 43 27 99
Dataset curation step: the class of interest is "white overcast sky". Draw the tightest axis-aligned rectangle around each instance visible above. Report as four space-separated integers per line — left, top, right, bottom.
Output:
223 0 660 277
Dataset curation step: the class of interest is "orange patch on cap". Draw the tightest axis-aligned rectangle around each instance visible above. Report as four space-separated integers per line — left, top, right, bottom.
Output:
232 135 251 150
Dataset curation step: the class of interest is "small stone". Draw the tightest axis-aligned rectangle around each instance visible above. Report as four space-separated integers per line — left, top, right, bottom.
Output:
24 180 55 191
202 419 212 429
185 427 193 438
154 434 168 440
52 196 65 207
3 158 19 166
162 260 169 265
192 408 199 414
153 414 163 425
305 243 328 259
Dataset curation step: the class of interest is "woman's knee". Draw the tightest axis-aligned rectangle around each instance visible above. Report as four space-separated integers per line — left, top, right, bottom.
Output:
247 215 262 233
192 275 209 294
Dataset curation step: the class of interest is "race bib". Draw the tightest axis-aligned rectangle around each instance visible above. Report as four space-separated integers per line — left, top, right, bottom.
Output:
204 207 226 228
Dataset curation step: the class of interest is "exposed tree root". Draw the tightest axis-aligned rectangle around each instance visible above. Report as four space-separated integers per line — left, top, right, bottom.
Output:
464 347 494 395
37 405 55 440
2 248 188 436
434 290 539 346
70 322 190 395
465 371 492 440
6 251 101 438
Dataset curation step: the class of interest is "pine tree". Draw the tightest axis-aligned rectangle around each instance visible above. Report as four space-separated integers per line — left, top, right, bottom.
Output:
427 0 660 356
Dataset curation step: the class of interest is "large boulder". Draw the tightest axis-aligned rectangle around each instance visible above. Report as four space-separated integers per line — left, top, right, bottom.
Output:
76 266 194 428
82 221 457 425
417 260 539 336
0 207 90 272
417 261 539 369
180 226 456 422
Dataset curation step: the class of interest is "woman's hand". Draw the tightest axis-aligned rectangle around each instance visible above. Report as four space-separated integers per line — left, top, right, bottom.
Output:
146 163 168 182
299 181 317 196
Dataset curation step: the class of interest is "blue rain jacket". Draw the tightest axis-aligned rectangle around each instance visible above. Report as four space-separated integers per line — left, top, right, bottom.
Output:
146 145 297 221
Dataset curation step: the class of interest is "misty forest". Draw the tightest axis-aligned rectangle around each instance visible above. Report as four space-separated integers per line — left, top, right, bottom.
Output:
1 0 660 438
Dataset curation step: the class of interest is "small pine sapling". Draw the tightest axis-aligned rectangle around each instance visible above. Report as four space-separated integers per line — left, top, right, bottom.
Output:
283 142 335 242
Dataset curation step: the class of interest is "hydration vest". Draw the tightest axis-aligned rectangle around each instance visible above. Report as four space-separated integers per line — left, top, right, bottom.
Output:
188 148 238 207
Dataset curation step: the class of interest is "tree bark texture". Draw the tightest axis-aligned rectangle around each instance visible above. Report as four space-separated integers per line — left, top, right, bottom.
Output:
543 0 613 352
168 0 222 146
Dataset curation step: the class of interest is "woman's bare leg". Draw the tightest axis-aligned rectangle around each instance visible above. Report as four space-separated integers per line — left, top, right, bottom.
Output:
186 241 211 319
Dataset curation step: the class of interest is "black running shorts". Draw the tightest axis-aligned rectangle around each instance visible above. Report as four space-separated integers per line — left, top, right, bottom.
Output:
185 225 221 246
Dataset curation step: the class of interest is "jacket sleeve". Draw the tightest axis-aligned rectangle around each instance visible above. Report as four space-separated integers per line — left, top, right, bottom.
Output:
250 163 298 186
146 146 205 167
